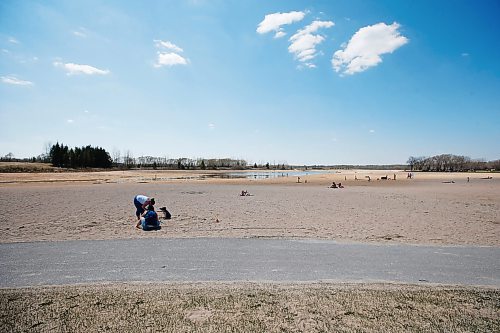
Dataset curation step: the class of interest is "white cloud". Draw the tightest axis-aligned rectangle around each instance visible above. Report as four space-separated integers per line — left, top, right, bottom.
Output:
208 123 215 130
369 129 375 133
72 27 88 38
8 37 19 44
274 31 286 39
332 22 408 75
1 75 33 86
155 40 183 53
153 40 188 68
73 31 86 38
53 61 110 75
154 52 188 67
67 119 74 124
257 11 306 38
288 20 334 68
461 52 469 57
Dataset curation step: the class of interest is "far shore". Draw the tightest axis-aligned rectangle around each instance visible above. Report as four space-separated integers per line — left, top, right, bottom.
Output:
1 168 497 186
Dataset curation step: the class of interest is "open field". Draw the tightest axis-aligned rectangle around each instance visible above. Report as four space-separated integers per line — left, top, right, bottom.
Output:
1 283 498 332
0 170 498 245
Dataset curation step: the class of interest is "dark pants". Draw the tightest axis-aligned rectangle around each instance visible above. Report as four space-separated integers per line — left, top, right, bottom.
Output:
134 196 144 218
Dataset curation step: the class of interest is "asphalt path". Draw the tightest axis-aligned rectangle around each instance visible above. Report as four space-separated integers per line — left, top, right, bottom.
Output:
0 238 499 288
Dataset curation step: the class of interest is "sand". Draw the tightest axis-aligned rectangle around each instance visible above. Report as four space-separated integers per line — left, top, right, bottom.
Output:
1 169 498 332
0 170 498 246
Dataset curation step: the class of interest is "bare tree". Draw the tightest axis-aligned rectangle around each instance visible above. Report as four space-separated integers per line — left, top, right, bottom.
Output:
124 150 135 168
112 149 121 165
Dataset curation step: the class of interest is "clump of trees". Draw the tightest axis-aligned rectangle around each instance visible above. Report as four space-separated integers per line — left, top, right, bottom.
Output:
109 151 292 170
121 156 249 170
407 154 500 172
49 143 112 169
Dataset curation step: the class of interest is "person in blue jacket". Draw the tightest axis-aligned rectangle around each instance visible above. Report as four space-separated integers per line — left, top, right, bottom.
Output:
136 205 160 230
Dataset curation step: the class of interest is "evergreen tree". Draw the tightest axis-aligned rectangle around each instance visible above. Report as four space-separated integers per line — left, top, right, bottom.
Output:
49 143 112 169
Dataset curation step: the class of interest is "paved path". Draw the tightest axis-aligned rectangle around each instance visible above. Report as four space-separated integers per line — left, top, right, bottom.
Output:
1 238 499 288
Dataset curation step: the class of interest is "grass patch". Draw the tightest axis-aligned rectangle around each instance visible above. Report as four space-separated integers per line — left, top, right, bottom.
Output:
0 162 56 173
1 283 498 332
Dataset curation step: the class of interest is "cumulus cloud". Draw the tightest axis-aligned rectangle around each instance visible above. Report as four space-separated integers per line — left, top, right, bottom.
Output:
332 22 408 75
257 11 305 38
288 20 334 68
154 40 188 68
53 61 110 75
155 53 188 67
1 75 33 86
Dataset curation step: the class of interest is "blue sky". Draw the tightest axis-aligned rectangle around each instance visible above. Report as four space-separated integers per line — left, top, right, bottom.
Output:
1 0 499 165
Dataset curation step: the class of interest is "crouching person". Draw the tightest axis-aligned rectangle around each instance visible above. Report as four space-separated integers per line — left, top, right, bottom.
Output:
136 205 161 231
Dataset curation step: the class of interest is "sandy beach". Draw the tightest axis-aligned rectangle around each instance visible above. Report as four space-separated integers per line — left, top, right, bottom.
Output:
2 170 499 332
0 170 498 246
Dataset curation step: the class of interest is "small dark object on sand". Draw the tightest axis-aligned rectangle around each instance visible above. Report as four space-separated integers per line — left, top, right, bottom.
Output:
159 207 171 220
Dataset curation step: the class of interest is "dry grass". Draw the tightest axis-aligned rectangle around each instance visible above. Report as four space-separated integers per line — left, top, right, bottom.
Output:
1 283 498 332
0 162 56 173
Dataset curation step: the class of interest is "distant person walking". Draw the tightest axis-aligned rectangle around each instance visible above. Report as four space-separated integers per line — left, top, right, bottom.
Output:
133 195 155 220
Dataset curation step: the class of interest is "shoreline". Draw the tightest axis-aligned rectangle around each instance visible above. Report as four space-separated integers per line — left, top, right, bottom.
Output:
1 169 497 186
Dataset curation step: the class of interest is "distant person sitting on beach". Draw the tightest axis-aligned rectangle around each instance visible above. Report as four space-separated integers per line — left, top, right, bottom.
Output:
133 195 155 221
330 182 338 188
240 190 251 196
136 205 160 230
338 182 344 188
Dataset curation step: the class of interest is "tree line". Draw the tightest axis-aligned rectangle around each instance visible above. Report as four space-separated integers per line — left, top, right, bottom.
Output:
3 148 499 172
49 143 112 168
133 156 248 170
110 150 290 170
2 147 288 171
407 154 500 172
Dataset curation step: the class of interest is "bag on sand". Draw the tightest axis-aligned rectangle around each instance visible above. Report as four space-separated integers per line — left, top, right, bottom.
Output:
159 207 171 220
